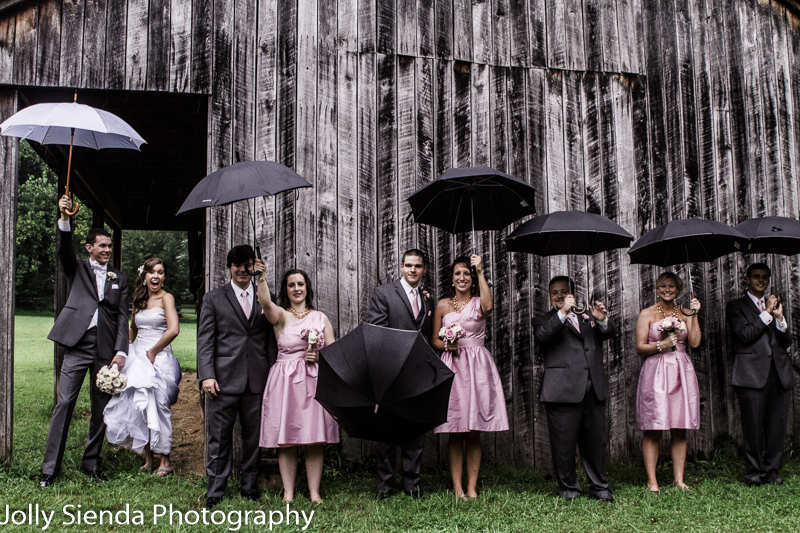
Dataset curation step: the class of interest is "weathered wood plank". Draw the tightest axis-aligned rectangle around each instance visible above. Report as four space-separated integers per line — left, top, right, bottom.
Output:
0 88 17 462
788 4 800 440
316 0 338 321
418 0 434 57
376 53 397 285
584 0 604 72
339 0 357 52
105 0 127 90
295 0 317 277
663 0 686 222
0 12 14 84
643 2 669 226
529 0 546 67
492 0 510 66
546 0 566 69
12 1 37 85
472 63 490 166
772 0 797 218
80 0 108 89
59 0 83 87
126 0 149 90
453 0 472 61
415 57 435 260
397 0 416 55
191 0 213 93
601 0 620 73
545 70 566 281
565 0 586 70
377 0 395 54
509 0 529 67
359 0 376 53
472 0 492 65
397 55 417 253
616 0 640 73
36 0 60 86
453 60 471 168
170 0 192 92
147 0 170 91
434 0 452 59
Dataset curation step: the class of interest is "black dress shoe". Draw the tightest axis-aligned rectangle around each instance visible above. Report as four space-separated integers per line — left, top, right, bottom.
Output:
404 488 423 500
766 475 783 485
83 469 108 482
376 489 394 500
558 489 581 500
589 491 614 503
38 474 55 489
206 496 222 509
745 478 762 487
241 490 260 501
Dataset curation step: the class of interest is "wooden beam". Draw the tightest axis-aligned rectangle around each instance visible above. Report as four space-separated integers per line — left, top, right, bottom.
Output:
0 0 27 15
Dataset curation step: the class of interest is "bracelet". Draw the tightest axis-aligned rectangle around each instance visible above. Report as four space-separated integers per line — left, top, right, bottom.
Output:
656 341 661 352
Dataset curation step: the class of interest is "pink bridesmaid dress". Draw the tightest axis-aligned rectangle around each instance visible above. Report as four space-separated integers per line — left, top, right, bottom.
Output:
636 322 700 430
435 297 509 434
259 311 339 447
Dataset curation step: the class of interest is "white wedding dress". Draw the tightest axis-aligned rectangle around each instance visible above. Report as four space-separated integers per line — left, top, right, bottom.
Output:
104 307 182 455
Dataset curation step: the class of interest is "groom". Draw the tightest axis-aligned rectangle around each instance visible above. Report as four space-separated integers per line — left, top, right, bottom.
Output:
40 196 129 488
366 249 433 500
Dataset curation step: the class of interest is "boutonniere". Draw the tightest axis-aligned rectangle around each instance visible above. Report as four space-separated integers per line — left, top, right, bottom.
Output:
581 313 590 323
422 290 430 301
107 272 117 281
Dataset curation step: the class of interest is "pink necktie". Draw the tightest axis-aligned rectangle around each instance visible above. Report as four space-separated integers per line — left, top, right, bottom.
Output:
240 291 251 319
411 288 420 318
567 313 581 332
757 299 765 313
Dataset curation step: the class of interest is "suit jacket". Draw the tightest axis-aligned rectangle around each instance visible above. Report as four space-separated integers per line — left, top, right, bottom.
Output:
47 227 129 360
532 309 616 403
196 283 278 395
726 295 794 390
365 278 433 342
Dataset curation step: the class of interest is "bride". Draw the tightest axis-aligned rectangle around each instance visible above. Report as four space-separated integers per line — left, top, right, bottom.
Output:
104 257 182 476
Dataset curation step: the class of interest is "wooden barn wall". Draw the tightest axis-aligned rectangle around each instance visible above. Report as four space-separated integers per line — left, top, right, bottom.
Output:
0 0 800 467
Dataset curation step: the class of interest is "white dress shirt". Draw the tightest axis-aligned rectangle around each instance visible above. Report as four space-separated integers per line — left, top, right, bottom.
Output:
748 292 787 332
400 278 423 315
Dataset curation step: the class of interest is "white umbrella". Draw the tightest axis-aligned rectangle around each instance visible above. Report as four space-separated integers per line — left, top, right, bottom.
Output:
0 92 146 214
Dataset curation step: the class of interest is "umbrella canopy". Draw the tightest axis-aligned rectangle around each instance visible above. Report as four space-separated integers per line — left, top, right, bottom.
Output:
316 323 455 446
176 161 311 214
628 218 748 267
504 210 633 255
0 101 146 150
407 166 537 235
735 216 800 255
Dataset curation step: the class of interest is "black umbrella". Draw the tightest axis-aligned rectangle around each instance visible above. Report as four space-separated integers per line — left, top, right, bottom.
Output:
177 161 312 263
628 218 748 315
735 216 800 255
407 166 537 248
316 323 455 446
505 211 634 313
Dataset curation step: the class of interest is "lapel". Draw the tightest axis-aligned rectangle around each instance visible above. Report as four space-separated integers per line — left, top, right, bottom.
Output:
83 260 100 301
394 281 418 323
565 312 583 339
744 294 762 316
103 267 116 300
225 283 251 328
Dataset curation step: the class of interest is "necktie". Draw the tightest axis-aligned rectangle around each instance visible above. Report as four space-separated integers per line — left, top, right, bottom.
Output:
240 290 251 319
567 312 581 333
757 299 765 313
411 288 420 318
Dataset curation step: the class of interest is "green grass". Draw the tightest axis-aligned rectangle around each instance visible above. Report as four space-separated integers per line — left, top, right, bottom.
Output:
4 314 800 531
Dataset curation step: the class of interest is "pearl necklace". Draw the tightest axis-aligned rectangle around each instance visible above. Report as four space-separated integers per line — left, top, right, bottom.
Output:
452 297 469 313
657 304 678 319
289 307 311 319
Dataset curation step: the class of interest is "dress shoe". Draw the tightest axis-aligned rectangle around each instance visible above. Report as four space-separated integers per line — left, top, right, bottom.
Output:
404 488 423 500
745 478 762 487
589 491 614 503
206 496 222 509
241 490 260 501
766 475 783 486
83 469 108 482
376 489 394 500
557 489 581 500
38 474 55 489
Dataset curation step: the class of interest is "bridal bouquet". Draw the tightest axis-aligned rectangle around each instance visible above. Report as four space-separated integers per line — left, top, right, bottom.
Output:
96 364 127 394
439 322 466 353
300 328 325 350
656 317 685 352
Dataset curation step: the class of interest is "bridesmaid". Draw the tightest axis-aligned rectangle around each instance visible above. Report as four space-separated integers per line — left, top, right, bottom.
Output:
635 272 701 492
432 255 509 500
253 263 338 503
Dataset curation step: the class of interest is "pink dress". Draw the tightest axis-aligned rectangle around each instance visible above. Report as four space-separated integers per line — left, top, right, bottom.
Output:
636 322 700 430
435 297 509 434
259 311 339 447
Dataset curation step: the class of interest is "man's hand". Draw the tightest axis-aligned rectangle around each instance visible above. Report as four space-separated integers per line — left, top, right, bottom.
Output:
773 302 784 323
110 354 126 371
562 295 575 315
202 378 220 398
58 195 73 222
589 301 607 321
252 258 267 280
766 295 779 314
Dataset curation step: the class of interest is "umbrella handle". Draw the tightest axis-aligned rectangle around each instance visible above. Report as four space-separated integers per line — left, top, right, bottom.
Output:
572 299 587 315
680 292 698 317
64 198 80 216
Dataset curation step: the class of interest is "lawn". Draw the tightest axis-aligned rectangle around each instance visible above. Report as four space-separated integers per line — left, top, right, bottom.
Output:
3 314 799 532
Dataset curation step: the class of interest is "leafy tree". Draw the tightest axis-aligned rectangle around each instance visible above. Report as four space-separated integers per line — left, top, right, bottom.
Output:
121 230 192 305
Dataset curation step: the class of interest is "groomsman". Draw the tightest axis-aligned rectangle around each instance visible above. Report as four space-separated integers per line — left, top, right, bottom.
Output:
197 247 277 507
366 249 434 499
40 196 129 488
532 276 615 501
726 263 794 486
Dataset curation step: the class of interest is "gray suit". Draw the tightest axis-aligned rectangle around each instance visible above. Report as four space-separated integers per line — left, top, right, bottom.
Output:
42 227 129 475
366 278 433 494
727 295 794 484
197 283 277 497
532 309 615 498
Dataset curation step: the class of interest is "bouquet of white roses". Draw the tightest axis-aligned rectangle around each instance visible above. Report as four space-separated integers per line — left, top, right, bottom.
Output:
96 364 127 394
656 317 685 352
300 328 325 350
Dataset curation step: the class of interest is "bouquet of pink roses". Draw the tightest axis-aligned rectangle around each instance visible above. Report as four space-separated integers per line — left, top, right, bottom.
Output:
439 322 466 353
656 317 685 352
300 328 325 351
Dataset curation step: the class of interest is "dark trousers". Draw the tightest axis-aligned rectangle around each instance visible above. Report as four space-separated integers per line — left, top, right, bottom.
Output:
375 435 425 493
42 328 110 475
544 384 610 497
735 362 791 484
205 390 262 497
